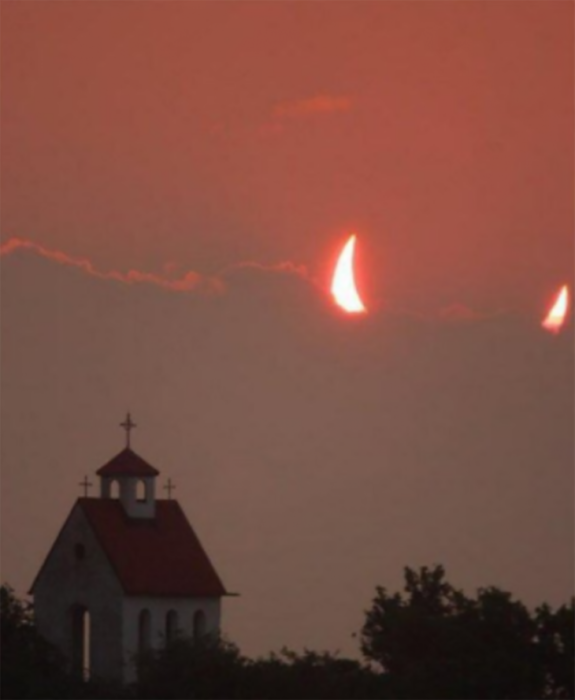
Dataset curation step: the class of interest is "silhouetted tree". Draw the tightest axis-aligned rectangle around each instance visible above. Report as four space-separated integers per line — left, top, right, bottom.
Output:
1 584 70 698
535 600 575 699
244 648 386 699
137 635 247 699
136 637 386 699
4 573 571 699
360 565 572 699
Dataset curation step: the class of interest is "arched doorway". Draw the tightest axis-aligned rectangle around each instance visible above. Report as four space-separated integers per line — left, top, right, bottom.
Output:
71 605 91 680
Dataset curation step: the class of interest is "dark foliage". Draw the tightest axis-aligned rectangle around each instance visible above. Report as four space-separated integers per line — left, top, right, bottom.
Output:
1 584 71 699
535 601 575 699
136 636 385 699
2 568 572 699
361 565 574 699
136 635 246 699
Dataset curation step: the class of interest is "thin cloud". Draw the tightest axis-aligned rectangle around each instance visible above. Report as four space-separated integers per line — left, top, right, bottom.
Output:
437 303 506 323
0 237 315 296
1 238 504 320
220 259 310 280
381 301 508 324
273 94 352 120
0 237 225 295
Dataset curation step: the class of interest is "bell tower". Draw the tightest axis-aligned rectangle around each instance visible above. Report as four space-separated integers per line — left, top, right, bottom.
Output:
96 412 159 519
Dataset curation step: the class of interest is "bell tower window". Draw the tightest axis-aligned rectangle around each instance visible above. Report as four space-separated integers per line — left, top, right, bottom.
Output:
110 480 120 499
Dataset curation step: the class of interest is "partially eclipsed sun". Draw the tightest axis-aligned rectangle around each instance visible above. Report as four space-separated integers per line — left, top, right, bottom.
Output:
331 235 366 313
542 284 569 334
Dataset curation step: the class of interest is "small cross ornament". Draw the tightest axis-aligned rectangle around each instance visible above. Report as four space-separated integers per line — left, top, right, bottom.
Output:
164 478 176 500
79 476 92 497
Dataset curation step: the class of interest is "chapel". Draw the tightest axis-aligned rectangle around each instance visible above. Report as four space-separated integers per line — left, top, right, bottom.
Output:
30 414 229 684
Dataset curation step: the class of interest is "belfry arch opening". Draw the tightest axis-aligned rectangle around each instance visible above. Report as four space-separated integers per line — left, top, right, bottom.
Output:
71 605 91 681
136 479 146 502
110 480 120 499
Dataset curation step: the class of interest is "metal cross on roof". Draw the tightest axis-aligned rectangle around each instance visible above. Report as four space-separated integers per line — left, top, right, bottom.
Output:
79 475 93 497
120 412 137 448
164 478 176 500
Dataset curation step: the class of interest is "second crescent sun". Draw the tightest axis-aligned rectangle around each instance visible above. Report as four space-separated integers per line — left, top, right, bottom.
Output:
331 234 366 313
542 284 569 334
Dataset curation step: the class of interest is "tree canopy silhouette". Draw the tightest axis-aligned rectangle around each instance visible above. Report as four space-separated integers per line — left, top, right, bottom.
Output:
2 568 572 699
136 636 385 699
360 564 574 699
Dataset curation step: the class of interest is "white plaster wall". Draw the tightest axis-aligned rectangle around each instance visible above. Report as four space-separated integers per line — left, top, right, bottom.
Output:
122 596 222 683
33 503 125 682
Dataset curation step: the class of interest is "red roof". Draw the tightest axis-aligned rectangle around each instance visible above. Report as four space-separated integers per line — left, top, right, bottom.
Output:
96 448 160 477
76 498 227 597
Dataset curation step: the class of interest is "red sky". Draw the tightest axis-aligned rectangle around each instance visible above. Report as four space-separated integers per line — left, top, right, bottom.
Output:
4 1 573 310
1 1 573 659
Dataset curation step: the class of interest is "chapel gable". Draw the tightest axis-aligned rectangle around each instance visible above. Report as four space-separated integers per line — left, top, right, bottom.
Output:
30 413 230 684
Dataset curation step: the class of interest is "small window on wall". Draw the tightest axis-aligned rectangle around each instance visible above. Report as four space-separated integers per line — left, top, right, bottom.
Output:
110 480 120 499
136 479 146 502
193 610 207 641
74 543 85 560
165 610 178 644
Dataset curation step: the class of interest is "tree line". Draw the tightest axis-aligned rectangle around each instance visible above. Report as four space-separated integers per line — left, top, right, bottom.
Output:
2 565 573 699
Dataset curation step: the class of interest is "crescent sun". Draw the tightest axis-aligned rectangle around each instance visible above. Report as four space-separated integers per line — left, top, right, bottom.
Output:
331 234 366 313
